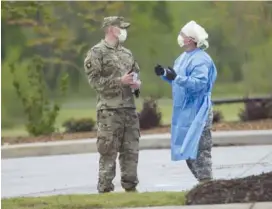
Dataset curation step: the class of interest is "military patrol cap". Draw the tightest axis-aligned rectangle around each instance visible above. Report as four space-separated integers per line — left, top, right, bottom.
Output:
102 16 130 29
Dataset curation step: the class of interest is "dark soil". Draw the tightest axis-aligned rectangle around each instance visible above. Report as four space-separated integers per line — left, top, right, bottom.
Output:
185 171 272 205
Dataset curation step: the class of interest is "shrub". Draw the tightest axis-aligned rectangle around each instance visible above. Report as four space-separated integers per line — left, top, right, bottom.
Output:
139 97 162 130
212 110 224 123
62 118 96 133
239 97 272 121
10 56 68 136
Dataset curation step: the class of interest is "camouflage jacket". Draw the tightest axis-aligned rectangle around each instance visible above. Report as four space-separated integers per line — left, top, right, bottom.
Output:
84 39 140 110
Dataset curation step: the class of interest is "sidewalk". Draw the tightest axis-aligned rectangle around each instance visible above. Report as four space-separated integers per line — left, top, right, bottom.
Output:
125 202 272 209
2 130 272 159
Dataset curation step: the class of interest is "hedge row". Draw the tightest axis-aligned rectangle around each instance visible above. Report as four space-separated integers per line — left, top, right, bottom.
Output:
62 98 272 133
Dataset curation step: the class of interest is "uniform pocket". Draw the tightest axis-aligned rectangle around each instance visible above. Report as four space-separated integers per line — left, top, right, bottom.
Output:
134 129 140 141
96 130 115 155
199 129 212 151
96 110 118 155
97 110 115 132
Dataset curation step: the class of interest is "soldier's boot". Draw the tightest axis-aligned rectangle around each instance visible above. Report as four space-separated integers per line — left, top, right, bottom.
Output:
98 183 114 194
198 178 212 185
125 188 138 193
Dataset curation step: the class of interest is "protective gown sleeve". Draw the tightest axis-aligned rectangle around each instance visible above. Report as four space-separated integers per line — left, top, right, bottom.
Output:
84 48 121 94
173 58 208 92
160 68 173 84
161 75 173 84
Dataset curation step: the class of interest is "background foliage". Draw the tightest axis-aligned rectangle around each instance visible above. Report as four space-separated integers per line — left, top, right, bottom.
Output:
2 1 272 134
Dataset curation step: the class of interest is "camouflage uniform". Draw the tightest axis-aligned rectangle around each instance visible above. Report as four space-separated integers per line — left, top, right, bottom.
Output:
186 109 213 182
84 16 140 193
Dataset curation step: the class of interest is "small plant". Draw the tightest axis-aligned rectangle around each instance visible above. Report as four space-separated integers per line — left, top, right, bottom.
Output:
62 118 96 133
10 56 68 136
239 97 272 121
213 110 224 123
139 97 162 130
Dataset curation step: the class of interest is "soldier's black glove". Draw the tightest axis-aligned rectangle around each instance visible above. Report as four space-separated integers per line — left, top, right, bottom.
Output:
134 89 140 98
165 66 177 80
154 64 165 76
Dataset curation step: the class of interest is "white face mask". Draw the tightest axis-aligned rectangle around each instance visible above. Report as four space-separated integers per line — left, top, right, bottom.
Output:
118 29 127 43
177 35 184 48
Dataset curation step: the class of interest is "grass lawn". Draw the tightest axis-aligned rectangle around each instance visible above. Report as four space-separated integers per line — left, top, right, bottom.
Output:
1 98 243 137
2 192 186 209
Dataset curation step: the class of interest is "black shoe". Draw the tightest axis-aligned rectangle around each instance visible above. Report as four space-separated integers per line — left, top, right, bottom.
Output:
98 184 114 193
199 178 212 185
125 188 138 193
98 188 114 194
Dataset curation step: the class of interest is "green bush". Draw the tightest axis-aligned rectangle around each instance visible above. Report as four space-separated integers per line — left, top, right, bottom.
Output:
2 48 28 128
239 98 272 121
10 56 68 136
62 118 96 133
139 97 162 130
212 110 224 123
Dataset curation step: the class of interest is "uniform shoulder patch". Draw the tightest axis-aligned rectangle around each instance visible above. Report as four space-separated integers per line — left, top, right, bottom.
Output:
84 43 103 71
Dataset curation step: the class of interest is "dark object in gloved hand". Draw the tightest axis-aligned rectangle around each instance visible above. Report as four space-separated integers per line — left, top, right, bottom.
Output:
134 89 140 98
165 66 177 80
154 64 165 76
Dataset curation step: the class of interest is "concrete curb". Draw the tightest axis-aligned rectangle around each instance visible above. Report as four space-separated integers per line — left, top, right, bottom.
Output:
124 202 272 209
2 130 272 159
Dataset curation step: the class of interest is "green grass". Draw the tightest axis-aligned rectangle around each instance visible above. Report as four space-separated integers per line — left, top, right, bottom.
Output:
1 98 243 137
213 103 243 122
2 192 186 209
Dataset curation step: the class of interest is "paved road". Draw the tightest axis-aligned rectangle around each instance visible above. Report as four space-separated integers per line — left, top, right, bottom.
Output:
2 145 272 198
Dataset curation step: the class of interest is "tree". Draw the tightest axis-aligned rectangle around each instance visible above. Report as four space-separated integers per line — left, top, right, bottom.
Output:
10 56 68 136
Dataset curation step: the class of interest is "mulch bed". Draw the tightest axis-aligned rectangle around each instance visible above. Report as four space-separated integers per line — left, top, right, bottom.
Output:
1 119 272 145
185 171 272 205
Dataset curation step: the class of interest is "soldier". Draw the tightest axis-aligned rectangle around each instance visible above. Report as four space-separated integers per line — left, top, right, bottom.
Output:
84 16 141 193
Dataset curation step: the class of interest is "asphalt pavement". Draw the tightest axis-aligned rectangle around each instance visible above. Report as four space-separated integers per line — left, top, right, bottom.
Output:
2 145 272 198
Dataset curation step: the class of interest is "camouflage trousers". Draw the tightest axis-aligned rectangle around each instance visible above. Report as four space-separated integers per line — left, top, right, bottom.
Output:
96 108 140 193
186 109 213 182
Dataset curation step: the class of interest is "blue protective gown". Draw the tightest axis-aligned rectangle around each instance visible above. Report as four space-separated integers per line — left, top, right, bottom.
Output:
161 48 217 161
